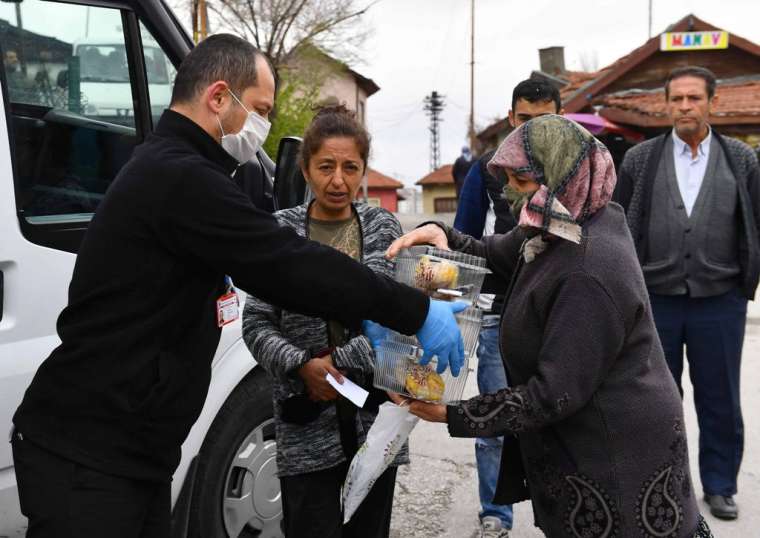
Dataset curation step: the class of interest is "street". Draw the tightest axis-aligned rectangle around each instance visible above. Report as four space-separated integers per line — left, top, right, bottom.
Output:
390 299 760 537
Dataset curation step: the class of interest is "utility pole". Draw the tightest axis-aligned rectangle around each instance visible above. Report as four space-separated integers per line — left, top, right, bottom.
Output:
424 91 445 172
469 0 475 150
192 0 210 44
648 0 653 39
14 3 22 30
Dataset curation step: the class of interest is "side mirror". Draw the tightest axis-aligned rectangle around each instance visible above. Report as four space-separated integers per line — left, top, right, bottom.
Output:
273 136 311 211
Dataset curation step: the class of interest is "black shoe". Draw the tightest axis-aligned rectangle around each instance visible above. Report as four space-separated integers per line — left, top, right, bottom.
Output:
704 494 738 520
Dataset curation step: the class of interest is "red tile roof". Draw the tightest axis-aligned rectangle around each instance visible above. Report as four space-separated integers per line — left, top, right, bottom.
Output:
416 164 454 186
596 78 760 121
366 168 403 189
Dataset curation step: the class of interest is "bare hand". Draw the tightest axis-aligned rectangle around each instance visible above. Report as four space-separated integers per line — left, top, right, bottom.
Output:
387 391 409 406
386 224 449 259
298 356 343 402
407 400 447 423
388 391 447 423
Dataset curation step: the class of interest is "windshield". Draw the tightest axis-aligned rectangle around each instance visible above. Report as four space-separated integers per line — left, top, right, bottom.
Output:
77 44 128 82
76 44 169 84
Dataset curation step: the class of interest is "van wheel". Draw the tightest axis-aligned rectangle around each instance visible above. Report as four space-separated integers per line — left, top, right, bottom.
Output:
188 371 283 538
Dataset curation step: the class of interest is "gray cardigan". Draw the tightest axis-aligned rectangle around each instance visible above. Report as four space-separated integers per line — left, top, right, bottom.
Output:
242 202 408 477
614 130 760 299
443 203 707 538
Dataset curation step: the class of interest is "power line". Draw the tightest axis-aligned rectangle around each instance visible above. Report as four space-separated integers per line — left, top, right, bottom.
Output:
424 91 445 172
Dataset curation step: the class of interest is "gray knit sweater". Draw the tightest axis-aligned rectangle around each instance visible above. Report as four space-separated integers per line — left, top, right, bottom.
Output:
242 202 409 477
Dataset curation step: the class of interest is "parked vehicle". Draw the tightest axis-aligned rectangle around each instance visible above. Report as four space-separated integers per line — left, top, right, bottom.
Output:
71 35 175 124
0 1 293 536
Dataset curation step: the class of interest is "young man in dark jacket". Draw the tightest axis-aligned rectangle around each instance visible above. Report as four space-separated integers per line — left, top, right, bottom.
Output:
452 78 562 538
11 34 464 538
615 66 760 521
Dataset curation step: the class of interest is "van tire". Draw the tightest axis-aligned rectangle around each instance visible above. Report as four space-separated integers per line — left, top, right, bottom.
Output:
187 370 283 538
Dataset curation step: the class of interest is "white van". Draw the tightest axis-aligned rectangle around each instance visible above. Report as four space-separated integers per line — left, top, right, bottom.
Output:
72 35 175 123
0 1 284 536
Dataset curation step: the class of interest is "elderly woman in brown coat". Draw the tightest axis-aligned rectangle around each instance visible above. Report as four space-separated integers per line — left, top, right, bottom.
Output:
388 115 712 537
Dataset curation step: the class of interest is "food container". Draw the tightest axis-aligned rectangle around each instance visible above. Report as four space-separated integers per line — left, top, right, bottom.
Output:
394 246 490 306
373 338 470 404
371 247 491 403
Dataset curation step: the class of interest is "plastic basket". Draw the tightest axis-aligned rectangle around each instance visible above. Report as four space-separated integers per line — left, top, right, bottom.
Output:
373 339 470 403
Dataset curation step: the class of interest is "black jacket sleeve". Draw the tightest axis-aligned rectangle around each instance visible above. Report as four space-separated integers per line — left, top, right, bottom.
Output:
159 165 428 335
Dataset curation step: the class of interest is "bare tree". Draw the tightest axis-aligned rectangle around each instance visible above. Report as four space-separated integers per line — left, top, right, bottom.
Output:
207 0 376 68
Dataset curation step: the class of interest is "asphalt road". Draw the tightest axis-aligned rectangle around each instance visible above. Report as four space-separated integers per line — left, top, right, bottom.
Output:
390 300 760 537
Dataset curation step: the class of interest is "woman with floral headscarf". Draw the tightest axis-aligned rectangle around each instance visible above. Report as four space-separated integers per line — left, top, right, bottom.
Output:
387 115 712 537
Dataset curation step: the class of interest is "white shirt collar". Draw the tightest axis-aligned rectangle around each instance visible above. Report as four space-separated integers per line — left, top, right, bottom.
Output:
672 126 711 159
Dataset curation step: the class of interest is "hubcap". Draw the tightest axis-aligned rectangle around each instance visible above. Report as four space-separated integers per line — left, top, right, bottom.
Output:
222 419 282 537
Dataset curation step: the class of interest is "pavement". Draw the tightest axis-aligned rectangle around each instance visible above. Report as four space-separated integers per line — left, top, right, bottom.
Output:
390 286 760 537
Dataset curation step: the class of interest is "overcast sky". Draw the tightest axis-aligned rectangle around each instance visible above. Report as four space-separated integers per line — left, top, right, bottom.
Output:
359 0 760 187
6 1 758 189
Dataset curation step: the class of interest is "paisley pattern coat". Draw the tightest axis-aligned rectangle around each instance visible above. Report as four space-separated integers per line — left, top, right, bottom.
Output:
444 203 712 537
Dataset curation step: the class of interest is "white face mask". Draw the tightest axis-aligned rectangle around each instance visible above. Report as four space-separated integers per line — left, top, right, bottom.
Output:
217 89 271 164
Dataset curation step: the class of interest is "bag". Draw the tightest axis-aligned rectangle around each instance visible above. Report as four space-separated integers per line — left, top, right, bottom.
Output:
341 402 419 523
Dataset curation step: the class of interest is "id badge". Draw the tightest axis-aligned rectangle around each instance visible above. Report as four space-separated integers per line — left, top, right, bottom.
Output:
216 291 239 327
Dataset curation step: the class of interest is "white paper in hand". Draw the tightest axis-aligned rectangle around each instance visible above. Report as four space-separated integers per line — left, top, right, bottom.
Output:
325 373 369 408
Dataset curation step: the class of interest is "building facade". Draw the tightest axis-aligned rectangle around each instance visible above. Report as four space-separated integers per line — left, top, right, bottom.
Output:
416 164 457 214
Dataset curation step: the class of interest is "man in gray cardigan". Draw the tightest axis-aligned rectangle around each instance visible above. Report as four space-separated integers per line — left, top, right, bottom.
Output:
615 66 760 521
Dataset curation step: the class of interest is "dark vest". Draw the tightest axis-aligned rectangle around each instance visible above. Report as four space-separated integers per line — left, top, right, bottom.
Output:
644 136 741 297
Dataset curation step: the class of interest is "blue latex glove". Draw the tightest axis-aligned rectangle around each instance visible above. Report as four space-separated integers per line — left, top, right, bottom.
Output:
362 320 389 349
416 299 468 377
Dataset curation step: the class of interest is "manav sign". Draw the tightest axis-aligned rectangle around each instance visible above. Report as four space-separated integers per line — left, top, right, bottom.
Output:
661 31 729 51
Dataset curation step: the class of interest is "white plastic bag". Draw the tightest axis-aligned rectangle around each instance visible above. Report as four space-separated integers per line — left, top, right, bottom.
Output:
342 402 419 523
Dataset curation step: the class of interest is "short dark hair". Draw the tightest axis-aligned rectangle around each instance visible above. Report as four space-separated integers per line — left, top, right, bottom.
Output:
665 66 717 99
170 34 274 105
512 79 561 112
301 105 370 172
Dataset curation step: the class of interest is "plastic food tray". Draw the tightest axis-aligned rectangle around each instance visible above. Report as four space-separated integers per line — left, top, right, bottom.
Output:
394 246 491 306
373 339 470 404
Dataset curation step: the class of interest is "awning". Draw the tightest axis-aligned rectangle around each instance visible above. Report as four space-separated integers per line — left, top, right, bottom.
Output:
564 113 645 143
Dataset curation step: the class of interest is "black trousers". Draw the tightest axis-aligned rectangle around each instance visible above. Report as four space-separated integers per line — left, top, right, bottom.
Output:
11 430 170 538
280 463 398 538
650 290 747 496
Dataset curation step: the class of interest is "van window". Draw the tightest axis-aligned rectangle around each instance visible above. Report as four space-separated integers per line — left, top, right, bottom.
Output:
140 22 176 125
0 1 144 247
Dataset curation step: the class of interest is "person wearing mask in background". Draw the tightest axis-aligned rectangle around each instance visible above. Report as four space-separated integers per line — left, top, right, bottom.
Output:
244 105 406 538
452 145 473 199
614 66 760 521
11 34 464 538
387 114 713 538
452 78 562 538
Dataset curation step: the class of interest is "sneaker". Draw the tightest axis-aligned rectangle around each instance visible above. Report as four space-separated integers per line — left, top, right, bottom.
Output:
480 516 510 538
704 494 738 520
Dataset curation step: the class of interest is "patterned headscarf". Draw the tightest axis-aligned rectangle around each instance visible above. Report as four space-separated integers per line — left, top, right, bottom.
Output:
487 115 616 254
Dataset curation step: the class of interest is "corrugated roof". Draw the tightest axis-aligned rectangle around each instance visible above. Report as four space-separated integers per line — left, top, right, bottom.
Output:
416 164 454 186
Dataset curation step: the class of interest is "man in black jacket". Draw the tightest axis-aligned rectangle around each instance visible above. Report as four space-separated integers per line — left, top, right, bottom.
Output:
11 34 463 538
615 66 760 521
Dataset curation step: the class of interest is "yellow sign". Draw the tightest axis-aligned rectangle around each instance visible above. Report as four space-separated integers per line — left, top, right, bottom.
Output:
661 31 729 51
